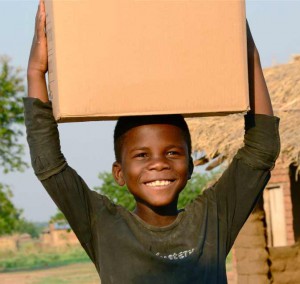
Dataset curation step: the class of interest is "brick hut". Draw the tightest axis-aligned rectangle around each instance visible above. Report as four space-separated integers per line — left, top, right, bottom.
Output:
188 55 300 283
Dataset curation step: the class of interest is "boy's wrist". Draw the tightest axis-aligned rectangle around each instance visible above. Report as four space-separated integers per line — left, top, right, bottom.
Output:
247 46 261 67
27 68 46 81
27 70 49 103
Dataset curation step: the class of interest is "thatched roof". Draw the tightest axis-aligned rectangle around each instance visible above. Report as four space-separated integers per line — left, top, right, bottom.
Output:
188 55 300 170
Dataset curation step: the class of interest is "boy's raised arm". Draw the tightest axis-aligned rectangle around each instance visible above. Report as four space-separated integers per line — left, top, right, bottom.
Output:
24 1 97 261
212 21 280 254
27 0 48 103
247 21 273 116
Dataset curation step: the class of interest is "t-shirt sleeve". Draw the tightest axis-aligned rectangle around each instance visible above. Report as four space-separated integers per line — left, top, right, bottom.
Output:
213 113 280 254
24 97 99 262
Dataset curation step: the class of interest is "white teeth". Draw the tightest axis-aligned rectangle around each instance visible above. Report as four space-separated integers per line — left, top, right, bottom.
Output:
145 180 172 187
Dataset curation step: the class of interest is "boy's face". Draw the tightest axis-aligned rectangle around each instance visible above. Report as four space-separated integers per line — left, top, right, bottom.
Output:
113 124 191 210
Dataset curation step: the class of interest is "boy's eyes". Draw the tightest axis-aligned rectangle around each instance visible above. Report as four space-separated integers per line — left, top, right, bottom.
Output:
133 150 181 159
134 152 148 158
166 151 180 156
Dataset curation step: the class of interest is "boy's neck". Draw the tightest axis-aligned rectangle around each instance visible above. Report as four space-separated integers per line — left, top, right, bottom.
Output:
133 203 180 227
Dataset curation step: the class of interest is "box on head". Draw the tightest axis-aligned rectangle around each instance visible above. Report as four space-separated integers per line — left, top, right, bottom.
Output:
45 0 249 122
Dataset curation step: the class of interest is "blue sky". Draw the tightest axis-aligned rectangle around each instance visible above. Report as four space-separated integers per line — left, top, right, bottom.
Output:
1 0 300 222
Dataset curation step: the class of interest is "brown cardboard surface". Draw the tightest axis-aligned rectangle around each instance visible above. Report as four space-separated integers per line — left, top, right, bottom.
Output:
45 0 249 122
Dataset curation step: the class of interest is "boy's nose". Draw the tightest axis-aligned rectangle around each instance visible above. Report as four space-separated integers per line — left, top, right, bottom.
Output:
147 156 170 171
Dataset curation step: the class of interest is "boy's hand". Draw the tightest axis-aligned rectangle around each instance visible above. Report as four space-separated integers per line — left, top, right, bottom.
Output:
246 20 258 61
246 20 273 116
27 0 49 102
28 0 47 77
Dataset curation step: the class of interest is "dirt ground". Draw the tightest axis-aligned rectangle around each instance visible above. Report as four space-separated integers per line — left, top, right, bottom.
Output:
0 263 237 284
0 262 100 284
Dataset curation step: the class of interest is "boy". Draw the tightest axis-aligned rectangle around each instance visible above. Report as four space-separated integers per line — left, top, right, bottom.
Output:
25 1 280 283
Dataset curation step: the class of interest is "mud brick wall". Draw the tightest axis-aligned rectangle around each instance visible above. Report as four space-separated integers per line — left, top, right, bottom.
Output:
268 158 295 245
40 223 79 247
0 236 17 252
269 243 300 284
234 209 270 284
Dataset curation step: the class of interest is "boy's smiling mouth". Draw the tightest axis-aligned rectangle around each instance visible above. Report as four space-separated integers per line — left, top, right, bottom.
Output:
144 180 174 187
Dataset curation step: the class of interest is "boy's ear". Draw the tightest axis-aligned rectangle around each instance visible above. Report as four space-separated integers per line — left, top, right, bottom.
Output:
112 162 126 186
188 157 194 180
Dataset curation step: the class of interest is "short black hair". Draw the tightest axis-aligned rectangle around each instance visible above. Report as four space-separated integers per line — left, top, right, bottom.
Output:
114 114 192 162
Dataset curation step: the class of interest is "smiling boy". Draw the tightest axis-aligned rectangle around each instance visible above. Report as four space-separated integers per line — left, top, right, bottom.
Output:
112 115 193 226
25 1 280 283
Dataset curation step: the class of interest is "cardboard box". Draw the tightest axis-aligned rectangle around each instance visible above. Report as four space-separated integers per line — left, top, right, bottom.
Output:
45 0 249 122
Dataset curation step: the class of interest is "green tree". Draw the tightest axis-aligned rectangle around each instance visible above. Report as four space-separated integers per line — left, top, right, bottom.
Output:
0 56 37 237
94 172 135 210
0 183 23 235
177 172 212 208
0 182 40 237
49 171 215 227
16 219 41 239
50 209 69 226
0 56 27 173
94 171 214 210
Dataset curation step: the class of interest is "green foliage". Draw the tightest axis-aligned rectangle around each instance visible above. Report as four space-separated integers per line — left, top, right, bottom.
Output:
94 172 136 211
0 56 39 237
0 183 23 236
15 219 41 239
50 209 69 226
49 171 215 227
226 250 233 271
177 172 212 208
94 172 214 210
0 183 41 237
0 56 27 173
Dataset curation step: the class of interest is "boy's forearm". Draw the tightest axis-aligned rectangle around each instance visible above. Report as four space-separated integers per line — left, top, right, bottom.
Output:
27 71 49 103
247 21 273 116
27 0 48 103
248 51 273 116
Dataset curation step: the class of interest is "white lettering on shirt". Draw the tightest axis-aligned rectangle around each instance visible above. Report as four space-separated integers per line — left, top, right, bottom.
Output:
155 248 195 260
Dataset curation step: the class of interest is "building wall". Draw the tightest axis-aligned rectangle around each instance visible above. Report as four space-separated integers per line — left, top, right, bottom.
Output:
269 243 300 284
233 206 270 284
232 159 300 283
40 223 79 247
267 158 295 245
0 235 17 252
0 228 80 252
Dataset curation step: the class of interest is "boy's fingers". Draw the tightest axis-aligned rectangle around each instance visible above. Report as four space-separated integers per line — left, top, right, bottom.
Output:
35 10 46 43
34 3 40 31
28 0 48 75
246 20 256 50
33 0 46 43
37 13 46 39
39 0 46 13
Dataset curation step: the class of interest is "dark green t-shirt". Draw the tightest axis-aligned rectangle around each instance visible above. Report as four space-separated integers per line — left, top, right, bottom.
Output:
24 98 280 284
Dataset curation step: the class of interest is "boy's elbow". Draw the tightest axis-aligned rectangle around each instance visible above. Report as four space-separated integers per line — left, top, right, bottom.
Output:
31 153 67 181
236 114 281 170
